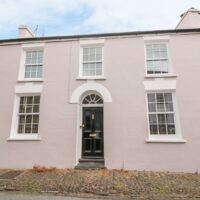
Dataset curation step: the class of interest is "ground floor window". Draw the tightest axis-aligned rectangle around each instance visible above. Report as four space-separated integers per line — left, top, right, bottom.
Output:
147 92 176 135
17 96 40 134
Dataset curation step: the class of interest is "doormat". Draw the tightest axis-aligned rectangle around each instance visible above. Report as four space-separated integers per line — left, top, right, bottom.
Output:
0 170 23 180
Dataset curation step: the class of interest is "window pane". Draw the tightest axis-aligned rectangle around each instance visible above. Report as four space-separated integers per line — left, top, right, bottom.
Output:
96 47 102 54
20 97 26 105
32 124 38 133
19 115 25 123
157 103 165 112
19 105 26 113
27 96 33 104
89 52 95 61
90 48 95 54
26 115 32 123
166 114 175 124
156 93 164 102
165 102 174 112
148 103 156 112
25 124 31 133
38 51 43 63
26 105 32 113
158 114 166 124
96 63 102 75
83 54 89 62
33 105 39 113
146 51 153 59
159 125 167 134
150 125 158 134
37 66 42 78
160 51 167 58
164 93 172 102
147 94 156 102
149 114 157 124
34 96 40 104
33 115 39 123
160 44 167 51
167 125 175 134
18 124 24 133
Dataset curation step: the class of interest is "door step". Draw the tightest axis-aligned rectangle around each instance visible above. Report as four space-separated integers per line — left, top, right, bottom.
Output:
75 158 105 170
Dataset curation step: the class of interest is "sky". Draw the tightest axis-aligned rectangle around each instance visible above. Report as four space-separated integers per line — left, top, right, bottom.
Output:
0 0 200 39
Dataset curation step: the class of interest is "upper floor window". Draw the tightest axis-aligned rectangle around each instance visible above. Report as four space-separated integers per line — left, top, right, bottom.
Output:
24 50 43 79
18 43 44 81
145 43 169 75
81 46 103 77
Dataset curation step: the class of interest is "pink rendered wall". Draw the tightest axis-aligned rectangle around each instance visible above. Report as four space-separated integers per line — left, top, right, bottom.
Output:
0 33 199 172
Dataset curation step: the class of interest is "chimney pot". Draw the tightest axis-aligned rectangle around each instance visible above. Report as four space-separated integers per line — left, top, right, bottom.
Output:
18 25 34 38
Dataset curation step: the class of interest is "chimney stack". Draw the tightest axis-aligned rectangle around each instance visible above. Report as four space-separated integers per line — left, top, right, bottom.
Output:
176 7 200 29
18 25 34 38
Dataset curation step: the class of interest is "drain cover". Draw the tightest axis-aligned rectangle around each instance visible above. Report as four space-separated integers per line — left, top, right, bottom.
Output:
0 170 23 180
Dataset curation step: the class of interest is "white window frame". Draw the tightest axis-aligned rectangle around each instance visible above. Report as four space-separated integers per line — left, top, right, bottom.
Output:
78 39 105 79
18 43 44 81
144 36 174 77
9 84 43 141
145 90 185 143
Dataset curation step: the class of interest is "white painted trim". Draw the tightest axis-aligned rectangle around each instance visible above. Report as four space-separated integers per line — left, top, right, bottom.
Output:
76 76 106 80
18 43 44 81
10 92 42 140
145 138 186 143
80 39 105 45
7 137 41 141
143 79 176 91
15 84 43 94
144 90 185 142
75 91 104 165
21 43 45 49
144 74 177 79
76 104 81 165
78 42 105 79
144 40 174 76
10 95 20 140
82 104 103 107
143 35 170 41
70 82 112 103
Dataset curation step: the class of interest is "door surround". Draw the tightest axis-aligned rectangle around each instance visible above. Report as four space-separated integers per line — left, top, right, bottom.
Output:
70 82 112 165
76 91 104 164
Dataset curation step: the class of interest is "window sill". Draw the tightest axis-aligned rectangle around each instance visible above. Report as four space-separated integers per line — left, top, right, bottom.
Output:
145 138 186 143
17 79 44 83
144 74 177 79
7 137 41 141
76 76 106 80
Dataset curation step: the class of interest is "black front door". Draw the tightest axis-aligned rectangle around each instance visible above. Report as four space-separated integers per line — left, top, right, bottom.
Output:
82 107 103 158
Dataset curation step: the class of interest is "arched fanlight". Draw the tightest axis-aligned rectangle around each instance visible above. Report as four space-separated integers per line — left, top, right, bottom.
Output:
82 94 103 104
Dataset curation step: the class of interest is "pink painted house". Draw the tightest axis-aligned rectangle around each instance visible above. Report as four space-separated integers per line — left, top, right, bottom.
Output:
0 8 200 172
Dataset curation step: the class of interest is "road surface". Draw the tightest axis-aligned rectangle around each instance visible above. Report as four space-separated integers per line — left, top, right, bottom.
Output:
0 192 104 200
